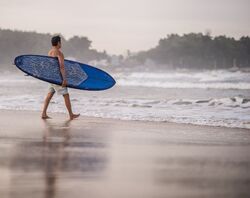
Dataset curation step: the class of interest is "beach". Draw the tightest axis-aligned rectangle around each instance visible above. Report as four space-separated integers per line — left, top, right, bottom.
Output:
1 1 250 197
0 110 250 198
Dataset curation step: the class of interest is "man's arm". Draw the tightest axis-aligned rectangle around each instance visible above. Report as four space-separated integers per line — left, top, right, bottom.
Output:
58 52 67 87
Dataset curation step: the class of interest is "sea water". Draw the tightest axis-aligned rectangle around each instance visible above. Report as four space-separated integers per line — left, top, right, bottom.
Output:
0 69 250 129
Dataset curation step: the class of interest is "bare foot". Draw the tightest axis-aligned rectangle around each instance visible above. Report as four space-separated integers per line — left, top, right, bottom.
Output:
70 113 80 120
41 115 52 119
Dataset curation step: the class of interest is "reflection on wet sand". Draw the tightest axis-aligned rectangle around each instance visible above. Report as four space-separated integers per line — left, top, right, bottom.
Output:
8 119 109 198
1 111 250 198
43 119 71 198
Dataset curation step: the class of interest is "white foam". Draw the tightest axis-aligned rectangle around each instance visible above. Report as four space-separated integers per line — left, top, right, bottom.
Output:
115 70 250 89
0 70 250 129
117 80 250 89
0 94 249 129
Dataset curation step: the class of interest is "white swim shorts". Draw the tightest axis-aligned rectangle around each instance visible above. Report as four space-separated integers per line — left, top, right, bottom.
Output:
48 83 68 95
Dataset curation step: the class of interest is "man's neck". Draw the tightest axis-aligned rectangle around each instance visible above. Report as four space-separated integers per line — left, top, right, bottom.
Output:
52 46 60 50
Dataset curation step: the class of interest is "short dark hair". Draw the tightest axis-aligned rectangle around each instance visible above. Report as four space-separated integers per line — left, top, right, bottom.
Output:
51 35 61 46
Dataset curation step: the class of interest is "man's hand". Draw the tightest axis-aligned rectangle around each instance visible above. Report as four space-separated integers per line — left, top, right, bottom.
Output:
62 79 67 87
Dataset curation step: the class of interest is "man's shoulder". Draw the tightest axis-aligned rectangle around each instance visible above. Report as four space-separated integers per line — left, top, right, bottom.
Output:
48 49 64 57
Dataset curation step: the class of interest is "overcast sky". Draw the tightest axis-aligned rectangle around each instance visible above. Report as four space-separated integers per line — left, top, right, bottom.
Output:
0 0 249 54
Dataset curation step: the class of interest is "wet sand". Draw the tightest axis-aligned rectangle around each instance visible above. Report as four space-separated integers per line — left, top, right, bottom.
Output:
0 110 250 198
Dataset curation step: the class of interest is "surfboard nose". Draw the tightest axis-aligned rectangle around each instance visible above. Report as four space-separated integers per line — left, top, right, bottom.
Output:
14 56 22 66
99 71 116 89
107 74 116 88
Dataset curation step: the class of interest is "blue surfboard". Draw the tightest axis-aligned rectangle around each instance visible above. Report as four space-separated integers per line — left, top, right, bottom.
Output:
14 55 116 91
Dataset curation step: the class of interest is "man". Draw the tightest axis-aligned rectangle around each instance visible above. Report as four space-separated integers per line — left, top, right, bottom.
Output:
41 35 80 120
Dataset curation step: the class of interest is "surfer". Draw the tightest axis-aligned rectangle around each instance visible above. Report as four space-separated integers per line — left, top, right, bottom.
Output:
41 35 80 120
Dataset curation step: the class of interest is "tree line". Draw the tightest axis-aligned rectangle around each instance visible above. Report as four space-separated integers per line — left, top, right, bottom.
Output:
0 28 108 66
131 33 250 70
1 29 250 70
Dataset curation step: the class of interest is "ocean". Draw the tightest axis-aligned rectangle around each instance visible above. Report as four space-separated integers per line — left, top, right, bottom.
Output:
0 69 250 129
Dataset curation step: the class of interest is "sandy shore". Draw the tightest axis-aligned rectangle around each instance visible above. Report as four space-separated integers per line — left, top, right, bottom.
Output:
0 110 250 198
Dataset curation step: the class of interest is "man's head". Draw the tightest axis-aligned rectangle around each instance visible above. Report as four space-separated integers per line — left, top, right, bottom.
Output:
51 35 61 48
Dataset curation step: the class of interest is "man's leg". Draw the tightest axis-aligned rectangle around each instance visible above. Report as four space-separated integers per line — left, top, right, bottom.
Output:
63 93 80 120
41 92 54 119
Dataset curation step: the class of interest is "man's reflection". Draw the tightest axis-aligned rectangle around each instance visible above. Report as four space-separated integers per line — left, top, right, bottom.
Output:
42 119 72 198
9 119 109 198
